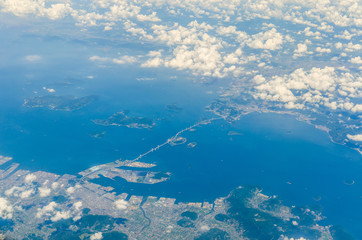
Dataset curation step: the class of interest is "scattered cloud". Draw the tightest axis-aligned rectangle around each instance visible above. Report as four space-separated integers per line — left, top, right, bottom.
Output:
347 134 362 142
36 201 57 218
114 199 128 210
0 197 13 219
5 186 35 199
42 87 56 93
90 55 137 65
24 174 37 184
38 187 51 197
51 210 71 221
90 232 103 240
253 67 362 112
66 186 75 194
246 28 284 51
349 56 362 64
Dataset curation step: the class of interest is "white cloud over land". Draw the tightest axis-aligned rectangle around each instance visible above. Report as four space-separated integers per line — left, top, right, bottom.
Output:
347 134 362 142
0 197 13 219
253 67 362 112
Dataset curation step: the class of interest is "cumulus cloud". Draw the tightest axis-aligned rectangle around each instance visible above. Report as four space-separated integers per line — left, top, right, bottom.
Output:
0 197 13 219
114 199 128 210
20 189 35 199
139 21 250 78
142 21 228 77
36 201 72 222
315 47 331 53
347 134 362 142
90 232 103 240
36 201 57 218
295 44 308 54
1 0 362 30
51 210 71 221
0 0 75 20
246 28 284 50
73 201 82 211
253 67 362 112
282 237 307 240
5 186 35 199
66 186 75 194
299 27 323 39
349 56 362 64
200 225 210 231
51 182 59 190
38 187 51 197
335 30 356 40
293 43 313 58
24 174 37 184
253 75 266 84
344 42 362 52
42 87 56 93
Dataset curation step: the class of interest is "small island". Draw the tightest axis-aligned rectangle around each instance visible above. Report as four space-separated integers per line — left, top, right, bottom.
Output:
93 110 155 129
23 95 98 111
166 104 183 112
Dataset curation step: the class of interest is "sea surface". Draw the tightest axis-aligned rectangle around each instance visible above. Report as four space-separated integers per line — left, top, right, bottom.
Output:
0 63 361 238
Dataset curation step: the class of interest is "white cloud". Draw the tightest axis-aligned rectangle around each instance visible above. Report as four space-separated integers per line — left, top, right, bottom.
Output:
282 237 308 240
0 0 43 16
20 189 35 199
246 28 284 50
5 186 35 199
89 56 109 62
51 182 59 190
24 174 37 184
73 201 82 210
299 27 322 39
66 186 75 194
5 186 22 196
335 30 356 40
38 187 51 197
200 225 210 231
335 42 343 49
253 75 266 84
295 44 308 54
293 43 313 58
0 0 75 20
315 47 331 53
114 199 128 210
36 201 57 218
0 197 13 219
51 210 71 221
349 56 362 64
90 232 103 240
344 42 362 52
1 0 362 30
112 55 137 64
43 3 74 20
90 55 137 65
42 87 56 93
25 55 42 62
347 134 362 142
253 67 362 112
